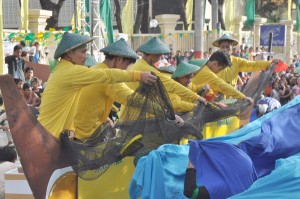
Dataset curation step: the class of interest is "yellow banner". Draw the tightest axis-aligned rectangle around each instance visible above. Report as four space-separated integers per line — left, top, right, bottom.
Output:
224 0 235 32
20 0 29 30
0 0 4 75
121 0 134 34
288 0 292 20
186 0 193 30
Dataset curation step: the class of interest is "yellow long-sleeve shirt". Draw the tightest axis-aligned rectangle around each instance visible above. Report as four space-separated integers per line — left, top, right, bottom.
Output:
217 56 271 86
38 59 141 138
73 63 135 140
192 65 245 99
126 59 200 112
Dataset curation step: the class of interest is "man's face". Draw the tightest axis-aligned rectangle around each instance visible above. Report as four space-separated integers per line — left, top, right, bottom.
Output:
32 81 39 89
25 70 33 80
17 81 24 89
210 61 225 74
114 57 133 70
14 49 22 58
219 41 232 54
23 87 32 97
68 45 88 65
151 54 162 64
176 73 194 87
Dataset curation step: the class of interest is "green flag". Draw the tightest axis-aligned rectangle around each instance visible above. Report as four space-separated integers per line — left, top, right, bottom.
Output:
244 0 255 29
296 0 300 31
85 0 90 32
100 0 114 44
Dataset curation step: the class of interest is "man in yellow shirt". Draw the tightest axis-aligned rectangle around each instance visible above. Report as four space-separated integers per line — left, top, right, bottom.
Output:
38 32 157 139
73 38 190 199
192 50 253 103
169 61 204 112
73 38 156 140
213 34 273 87
126 37 206 113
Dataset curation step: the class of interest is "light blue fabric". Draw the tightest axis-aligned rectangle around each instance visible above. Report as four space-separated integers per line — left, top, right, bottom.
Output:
129 96 300 199
130 144 189 199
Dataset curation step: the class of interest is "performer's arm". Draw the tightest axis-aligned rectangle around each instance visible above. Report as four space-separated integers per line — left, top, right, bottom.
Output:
184 161 210 199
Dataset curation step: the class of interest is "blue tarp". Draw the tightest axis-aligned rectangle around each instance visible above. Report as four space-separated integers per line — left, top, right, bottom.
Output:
129 96 300 199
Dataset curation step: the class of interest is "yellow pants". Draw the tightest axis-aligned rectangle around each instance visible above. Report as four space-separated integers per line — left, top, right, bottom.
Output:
78 157 135 199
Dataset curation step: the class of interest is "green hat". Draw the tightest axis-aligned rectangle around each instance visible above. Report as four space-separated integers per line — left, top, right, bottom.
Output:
137 37 171 54
100 38 139 59
84 54 98 67
158 65 176 74
54 32 93 59
212 33 238 47
189 59 208 68
172 61 200 79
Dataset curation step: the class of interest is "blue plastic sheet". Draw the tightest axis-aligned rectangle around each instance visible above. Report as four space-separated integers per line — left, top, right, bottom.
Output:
129 96 300 199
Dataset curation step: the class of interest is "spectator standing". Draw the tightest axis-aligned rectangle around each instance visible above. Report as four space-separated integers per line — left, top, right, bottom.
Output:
5 45 25 83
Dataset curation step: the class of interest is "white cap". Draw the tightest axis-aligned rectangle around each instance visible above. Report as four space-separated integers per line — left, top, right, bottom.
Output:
258 104 268 115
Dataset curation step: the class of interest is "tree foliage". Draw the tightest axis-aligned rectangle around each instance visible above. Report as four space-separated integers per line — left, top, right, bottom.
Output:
256 1 287 23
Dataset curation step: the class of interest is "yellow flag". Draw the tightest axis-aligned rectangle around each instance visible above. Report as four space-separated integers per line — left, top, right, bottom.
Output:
0 0 4 74
224 0 235 32
186 0 193 30
288 0 292 20
121 0 134 34
71 0 82 30
20 0 29 30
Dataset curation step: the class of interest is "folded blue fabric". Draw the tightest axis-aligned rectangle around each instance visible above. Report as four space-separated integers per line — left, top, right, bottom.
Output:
189 140 257 199
129 96 300 199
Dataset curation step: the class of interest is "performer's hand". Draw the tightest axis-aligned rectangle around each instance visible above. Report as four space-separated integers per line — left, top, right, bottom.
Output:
272 59 279 64
141 72 157 85
175 115 185 127
188 160 195 169
68 130 75 140
243 96 254 104
198 96 207 105
107 117 115 128
0 126 10 132
213 101 228 108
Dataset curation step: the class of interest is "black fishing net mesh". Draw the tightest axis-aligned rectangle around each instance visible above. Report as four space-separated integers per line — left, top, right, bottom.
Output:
241 62 277 103
61 78 202 180
61 62 275 180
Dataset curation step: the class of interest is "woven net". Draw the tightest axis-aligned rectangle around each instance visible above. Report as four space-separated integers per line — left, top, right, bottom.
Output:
241 62 277 103
61 78 202 180
60 61 275 180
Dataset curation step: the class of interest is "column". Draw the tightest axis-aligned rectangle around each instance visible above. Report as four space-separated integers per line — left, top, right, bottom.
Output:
155 14 180 51
234 16 247 45
254 17 267 49
28 9 52 33
280 20 295 63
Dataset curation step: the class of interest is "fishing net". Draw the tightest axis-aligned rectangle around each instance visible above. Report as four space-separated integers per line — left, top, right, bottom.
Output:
241 61 277 104
61 77 202 180
180 99 251 134
60 66 260 180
